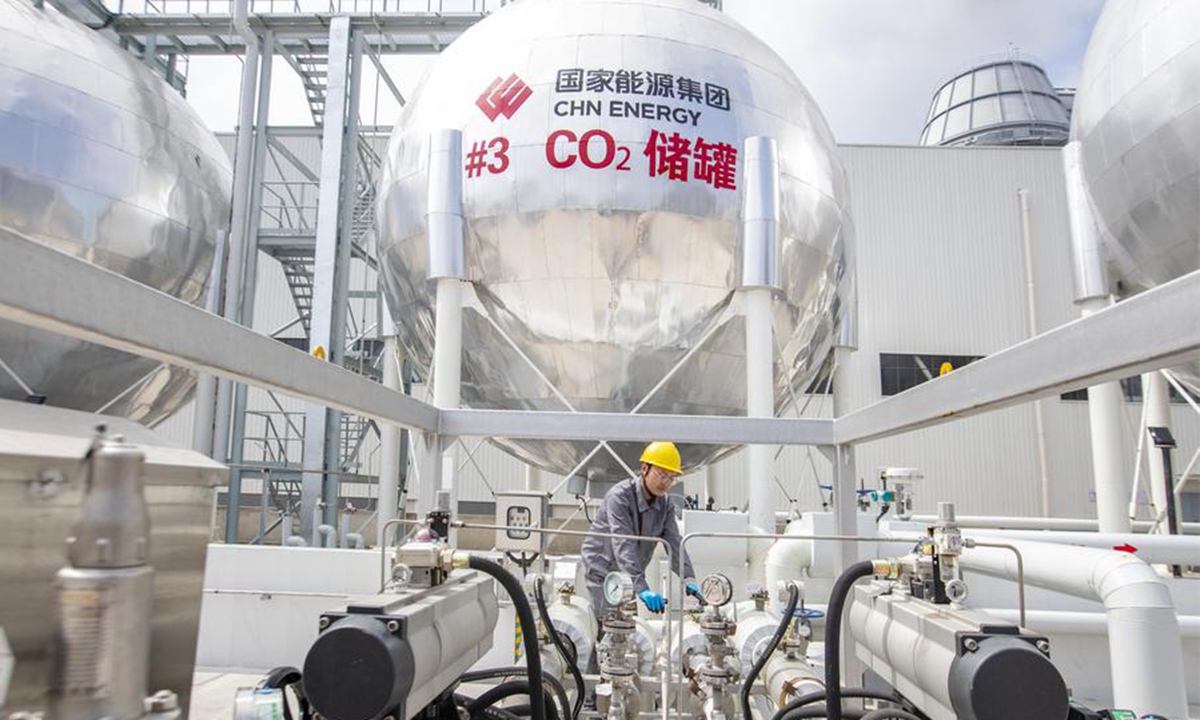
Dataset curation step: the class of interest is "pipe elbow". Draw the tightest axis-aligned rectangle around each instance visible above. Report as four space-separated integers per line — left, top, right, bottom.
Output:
1092 554 1177 612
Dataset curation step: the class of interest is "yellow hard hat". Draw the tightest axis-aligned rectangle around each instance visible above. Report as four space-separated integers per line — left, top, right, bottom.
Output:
640 441 682 475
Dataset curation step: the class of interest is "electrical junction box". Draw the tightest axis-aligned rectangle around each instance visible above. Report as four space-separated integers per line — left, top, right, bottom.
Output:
495 491 548 553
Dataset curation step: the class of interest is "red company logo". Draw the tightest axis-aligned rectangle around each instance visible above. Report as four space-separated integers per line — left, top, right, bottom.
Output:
476 74 532 122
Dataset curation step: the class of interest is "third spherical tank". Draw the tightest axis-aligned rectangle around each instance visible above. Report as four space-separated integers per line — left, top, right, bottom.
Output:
377 0 853 476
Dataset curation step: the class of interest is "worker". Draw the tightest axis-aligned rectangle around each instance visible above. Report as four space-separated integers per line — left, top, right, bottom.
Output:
581 441 700 619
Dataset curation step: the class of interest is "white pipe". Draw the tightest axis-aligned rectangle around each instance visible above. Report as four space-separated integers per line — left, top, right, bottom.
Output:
763 654 822 707
432 278 462 514
317 524 337 548
524 464 545 492
979 608 1200 637
742 136 781 583
745 287 775 553
907 514 1200 534
763 521 813 595
966 528 1200 566
960 539 1187 718
1076 296 1132 533
423 129 465 524
1017 189 1052 517
378 330 403 545
1143 370 1172 533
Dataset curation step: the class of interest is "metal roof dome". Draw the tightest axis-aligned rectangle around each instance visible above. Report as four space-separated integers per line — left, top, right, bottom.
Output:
921 55 1070 147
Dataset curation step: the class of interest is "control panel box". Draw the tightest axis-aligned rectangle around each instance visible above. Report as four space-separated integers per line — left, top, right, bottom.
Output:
494 491 548 554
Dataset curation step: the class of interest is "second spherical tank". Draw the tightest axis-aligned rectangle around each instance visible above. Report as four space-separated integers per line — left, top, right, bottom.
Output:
378 0 853 476
0 0 232 422
1073 0 1200 391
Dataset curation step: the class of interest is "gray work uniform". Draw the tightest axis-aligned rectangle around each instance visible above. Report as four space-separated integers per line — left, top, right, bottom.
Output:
581 477 695 621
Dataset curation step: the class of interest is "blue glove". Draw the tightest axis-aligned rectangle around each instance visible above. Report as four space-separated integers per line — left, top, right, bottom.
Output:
638 590 666 613
685 581 702 600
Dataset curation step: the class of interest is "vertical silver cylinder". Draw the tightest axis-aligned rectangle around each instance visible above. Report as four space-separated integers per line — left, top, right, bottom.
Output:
426 129 466 280
1063 141 1109 304
740 136 781 290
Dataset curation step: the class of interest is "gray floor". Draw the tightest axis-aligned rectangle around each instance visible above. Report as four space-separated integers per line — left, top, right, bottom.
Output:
189 671 263 720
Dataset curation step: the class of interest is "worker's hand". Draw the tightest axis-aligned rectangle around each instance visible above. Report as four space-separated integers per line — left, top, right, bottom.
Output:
685 580 702 600
638 590 666 613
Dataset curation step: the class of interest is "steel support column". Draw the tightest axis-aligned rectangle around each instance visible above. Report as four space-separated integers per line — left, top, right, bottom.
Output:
215 27 261 546
301 16 353 540
225 31 274 543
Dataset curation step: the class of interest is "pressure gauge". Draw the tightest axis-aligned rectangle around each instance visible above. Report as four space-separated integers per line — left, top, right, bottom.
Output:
602 571 635 606
700 573 733 607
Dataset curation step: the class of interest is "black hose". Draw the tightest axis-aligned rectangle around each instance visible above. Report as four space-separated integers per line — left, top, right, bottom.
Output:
468 556 549 720
459 670 568 720
534 577 586 720
778 706 866 720
771 689 900 720
823 561 877 720
466 682 558 720
741 582 801 720
859 709 921 720
458 665 570 718
478 707 523 720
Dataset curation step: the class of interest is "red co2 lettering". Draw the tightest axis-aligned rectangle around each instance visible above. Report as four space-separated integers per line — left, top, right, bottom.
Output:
545 129 631 171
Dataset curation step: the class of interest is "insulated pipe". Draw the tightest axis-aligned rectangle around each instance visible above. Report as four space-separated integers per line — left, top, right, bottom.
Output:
1081 299 1130 533
741 583 799 720
378 324 403 546
1143 371 1173 533
1063 142 1108 304
425 129 465 525
742 136 781 583
764 522 814 596
979 608 1200 637
317 524 337 548
906 514 1200 534
960 539 1188 718
965 529 1200 566
763 654 823 708
1064 142 1131 533
338 509 351 549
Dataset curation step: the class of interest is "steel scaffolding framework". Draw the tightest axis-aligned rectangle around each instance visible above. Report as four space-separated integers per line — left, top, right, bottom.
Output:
2 226 1199 563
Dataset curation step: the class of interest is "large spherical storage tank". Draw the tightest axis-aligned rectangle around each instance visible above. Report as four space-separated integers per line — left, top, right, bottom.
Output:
1074 0 1200 392
0 0 232 423
378 0 852 477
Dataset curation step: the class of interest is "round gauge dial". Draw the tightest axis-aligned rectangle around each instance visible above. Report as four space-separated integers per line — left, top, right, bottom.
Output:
603 571 634 605
700 573 733 607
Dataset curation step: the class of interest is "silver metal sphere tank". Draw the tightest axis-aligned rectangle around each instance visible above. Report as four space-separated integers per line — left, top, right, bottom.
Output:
0 0 233 423
378 0 852 476
1073 0 1200 392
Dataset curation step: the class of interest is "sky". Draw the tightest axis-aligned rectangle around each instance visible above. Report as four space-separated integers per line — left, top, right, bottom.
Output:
183 0 1105 145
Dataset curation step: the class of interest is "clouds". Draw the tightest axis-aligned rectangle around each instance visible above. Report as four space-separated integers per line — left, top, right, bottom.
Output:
720 0 1103 144
182 0 1105 144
